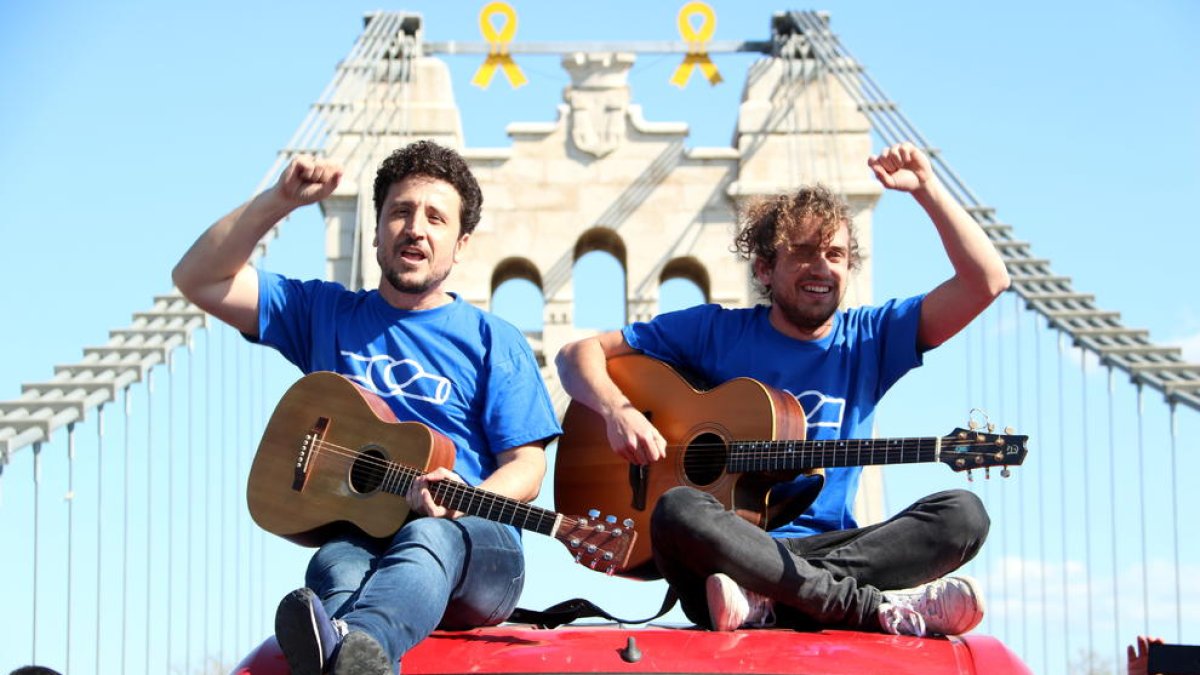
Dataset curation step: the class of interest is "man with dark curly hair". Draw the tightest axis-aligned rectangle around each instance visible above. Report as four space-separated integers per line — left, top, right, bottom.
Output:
557 142 1009 638
174 140 560 674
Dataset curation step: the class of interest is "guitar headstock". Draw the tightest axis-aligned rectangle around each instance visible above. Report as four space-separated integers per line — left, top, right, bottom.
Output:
940 426 1029 478
555 510 638 576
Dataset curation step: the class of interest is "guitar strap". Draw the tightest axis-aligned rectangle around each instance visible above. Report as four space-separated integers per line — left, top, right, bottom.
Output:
507 588 678 629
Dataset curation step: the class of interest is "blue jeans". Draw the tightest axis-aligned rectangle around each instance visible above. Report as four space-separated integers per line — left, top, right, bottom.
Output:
305 516 524 668
651 487 989 630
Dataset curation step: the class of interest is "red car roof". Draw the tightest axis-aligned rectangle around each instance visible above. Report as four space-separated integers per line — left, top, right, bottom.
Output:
233 624 1031 675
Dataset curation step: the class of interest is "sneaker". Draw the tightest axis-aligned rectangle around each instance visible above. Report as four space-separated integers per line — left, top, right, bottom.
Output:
878 576 985 637
705 573 775 631
274 587 347 675
331 631 391 675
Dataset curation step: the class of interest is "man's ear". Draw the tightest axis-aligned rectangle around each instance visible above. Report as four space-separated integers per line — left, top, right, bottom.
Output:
753 256 771 287
453 232 471 263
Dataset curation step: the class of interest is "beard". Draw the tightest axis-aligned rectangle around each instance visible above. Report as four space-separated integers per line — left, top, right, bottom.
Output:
381 261 452 296
378 237 453 296
775 298 838 331
771 281 842 332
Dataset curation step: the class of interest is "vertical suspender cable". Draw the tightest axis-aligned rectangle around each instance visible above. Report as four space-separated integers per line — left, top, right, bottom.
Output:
32 440 41 665
979 308 992 634
1169 401 1182 641
260 338 269 638
1056 332 1069 675
1106 366 1120 671
96 402 106 668
186 340 194 674
67 422 76 675
1078 350 1094 668
167 352 176 674
122 386 131 675
1013 297 1027 656
145 367 155 675
220 325 228 665
1034 317 1048 674
996 299 1008 643
236 337 245 655
204 329 212 666
1135 384 1149 636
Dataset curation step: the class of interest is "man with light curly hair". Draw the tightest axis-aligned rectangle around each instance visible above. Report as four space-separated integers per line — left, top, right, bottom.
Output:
557 142 1010 638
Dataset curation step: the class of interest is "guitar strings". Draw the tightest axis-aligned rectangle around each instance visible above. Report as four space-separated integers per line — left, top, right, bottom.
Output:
628 436 1022 471
299 437 563 528
289 438 635 566
303 433 1018 478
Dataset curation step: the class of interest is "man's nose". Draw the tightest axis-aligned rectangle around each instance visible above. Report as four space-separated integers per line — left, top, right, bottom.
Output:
401 212 427 237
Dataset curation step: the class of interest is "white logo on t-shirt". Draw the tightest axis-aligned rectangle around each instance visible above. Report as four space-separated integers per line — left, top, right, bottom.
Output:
340 352 452 405
787 389 845 431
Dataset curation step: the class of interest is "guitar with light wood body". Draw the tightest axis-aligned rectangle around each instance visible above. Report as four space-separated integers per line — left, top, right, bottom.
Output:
249 371 637 575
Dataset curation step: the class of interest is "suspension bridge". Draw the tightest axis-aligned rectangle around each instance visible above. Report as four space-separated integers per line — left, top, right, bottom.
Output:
1 5 1197 674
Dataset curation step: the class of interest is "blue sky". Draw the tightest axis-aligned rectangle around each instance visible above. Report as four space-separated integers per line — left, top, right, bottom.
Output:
1 1 1198 673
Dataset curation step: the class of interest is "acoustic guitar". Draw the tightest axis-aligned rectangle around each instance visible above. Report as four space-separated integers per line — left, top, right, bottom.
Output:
248 371 637 575
553 355 1028 579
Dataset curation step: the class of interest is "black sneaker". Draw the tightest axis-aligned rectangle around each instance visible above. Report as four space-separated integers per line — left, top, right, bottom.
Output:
274 587 345 675
331 631 391 674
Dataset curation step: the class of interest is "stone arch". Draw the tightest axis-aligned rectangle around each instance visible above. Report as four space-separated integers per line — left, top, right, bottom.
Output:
490 256 544 296
572 227 628 328
573 227 627 268
659 256 711 303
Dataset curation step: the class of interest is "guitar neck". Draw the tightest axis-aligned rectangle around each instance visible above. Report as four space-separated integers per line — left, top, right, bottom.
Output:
383 464 561 536
728 436 943 472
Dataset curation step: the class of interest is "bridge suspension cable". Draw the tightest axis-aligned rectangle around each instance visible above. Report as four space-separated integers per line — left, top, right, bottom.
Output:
777 9 1200 413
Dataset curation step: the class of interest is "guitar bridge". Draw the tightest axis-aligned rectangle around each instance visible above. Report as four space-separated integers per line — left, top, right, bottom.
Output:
294 417 330 492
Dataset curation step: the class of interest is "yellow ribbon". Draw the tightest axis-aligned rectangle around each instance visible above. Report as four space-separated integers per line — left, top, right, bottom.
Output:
471 1 527 89
669 1 723 88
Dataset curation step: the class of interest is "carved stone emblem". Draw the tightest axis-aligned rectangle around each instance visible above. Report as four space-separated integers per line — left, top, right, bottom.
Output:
562 53 635 158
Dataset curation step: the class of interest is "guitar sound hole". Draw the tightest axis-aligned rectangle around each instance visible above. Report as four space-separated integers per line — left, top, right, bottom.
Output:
683 432 726 487
348 447 388 495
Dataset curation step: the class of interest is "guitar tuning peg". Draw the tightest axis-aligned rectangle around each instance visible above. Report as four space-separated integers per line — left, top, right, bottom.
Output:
611 528 624 537
588 509 600 519
1004 426 1014 435
623 518 635 528
987 422 996 433
966 469 974 482
605 515 617 524
606 566 616 577
985 467 991 480
967 420 980 430
1001 467 1011 478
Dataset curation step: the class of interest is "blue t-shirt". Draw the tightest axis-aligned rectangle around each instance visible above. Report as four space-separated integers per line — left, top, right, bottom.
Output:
622 297 924 537
252 271 561 488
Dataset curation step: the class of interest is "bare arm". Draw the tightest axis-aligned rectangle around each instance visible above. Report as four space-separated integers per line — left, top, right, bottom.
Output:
555 331 666 464
409 442 548 518
172 156 342 336
868 142 1010 349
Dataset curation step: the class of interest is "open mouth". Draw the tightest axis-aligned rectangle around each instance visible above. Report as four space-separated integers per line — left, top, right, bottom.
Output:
398 247 428 262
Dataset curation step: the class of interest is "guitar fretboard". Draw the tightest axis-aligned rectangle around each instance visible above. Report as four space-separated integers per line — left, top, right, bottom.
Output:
375 463 561 536
727 437 941 472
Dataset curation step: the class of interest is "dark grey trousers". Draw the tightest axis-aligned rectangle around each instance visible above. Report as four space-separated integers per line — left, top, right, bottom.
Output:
650 486 990 631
